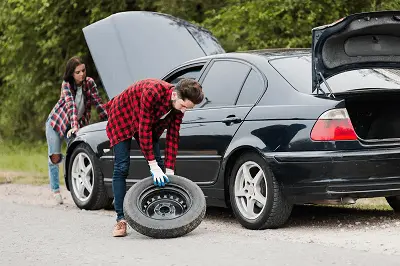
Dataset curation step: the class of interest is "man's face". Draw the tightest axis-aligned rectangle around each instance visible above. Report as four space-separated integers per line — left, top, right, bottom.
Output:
171 91 195 113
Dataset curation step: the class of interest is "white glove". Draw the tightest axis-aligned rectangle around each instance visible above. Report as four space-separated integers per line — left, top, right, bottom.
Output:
149 160 169 187
67 127 78 138
165 168 174 175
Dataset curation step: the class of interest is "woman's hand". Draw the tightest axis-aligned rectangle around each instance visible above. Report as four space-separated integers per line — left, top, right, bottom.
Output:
67 126 78 138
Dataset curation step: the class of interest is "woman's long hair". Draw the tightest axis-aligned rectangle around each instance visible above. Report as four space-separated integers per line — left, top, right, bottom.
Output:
63 56 85 87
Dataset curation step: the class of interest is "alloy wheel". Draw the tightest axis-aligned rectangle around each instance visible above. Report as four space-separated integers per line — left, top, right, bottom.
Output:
234 161 267 220
71 152 94 202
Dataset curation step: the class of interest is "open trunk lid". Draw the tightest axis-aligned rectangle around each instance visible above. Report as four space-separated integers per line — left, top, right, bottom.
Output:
82 11 225 99
312 11 400 93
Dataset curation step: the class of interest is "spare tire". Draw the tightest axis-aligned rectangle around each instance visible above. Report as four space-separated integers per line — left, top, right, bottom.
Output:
123 174 206 239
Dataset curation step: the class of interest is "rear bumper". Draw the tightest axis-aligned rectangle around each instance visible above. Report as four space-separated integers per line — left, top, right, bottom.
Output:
266 148 400 203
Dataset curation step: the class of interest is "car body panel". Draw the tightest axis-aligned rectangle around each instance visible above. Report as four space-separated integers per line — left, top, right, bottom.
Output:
268 147 400 203
172 106 253 184
82 11 225 99
312 10 400 92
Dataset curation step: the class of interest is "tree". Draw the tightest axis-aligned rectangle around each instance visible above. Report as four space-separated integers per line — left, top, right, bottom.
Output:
1 0 399 142
0 0 127 140
200 0 389 52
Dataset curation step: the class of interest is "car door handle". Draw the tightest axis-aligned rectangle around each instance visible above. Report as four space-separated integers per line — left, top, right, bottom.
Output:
222 115 242 125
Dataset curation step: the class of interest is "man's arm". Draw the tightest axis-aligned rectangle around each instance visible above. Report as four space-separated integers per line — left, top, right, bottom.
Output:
138 86 158 162
138 85 170 186
164 112 183 172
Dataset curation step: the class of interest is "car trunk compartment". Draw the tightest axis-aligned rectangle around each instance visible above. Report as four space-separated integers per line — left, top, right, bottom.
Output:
342 90 400 141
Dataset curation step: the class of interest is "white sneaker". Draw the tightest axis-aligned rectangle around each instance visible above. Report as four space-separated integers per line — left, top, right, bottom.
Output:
54 193 64 204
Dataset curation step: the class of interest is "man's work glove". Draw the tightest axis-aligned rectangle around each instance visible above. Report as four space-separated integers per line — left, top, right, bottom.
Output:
149 160 169 187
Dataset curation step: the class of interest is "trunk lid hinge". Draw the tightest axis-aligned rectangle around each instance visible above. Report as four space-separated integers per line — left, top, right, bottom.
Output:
317 72 335 98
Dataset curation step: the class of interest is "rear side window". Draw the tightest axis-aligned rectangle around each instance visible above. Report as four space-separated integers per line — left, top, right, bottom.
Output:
270 55 400 94
166 65 204 84
236 70 265 105
199 60 250 108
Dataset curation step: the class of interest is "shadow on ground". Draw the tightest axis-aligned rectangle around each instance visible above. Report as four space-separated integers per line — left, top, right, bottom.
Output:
204 204 400 228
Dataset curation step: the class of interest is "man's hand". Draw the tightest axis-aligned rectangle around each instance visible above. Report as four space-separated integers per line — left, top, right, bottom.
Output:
149 160 169 187
67 127 78 138
165 168 174 175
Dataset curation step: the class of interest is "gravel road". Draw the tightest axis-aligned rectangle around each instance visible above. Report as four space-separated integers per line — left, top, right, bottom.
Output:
1 184 400 265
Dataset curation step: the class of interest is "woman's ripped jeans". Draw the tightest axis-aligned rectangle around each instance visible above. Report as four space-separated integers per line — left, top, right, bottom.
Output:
45 118 71 192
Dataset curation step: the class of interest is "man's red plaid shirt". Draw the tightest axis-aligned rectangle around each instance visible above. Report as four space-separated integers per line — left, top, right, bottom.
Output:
104 79 184 171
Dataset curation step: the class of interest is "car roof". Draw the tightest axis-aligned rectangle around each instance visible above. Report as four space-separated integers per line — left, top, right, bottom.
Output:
180 48 312 65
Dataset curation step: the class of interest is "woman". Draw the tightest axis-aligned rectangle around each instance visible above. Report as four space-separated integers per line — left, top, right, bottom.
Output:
45 56 108 204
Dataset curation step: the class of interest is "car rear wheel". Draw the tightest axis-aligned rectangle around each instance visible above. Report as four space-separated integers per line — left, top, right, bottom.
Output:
68 143 111 210
385 196 400 211
229 152 293 229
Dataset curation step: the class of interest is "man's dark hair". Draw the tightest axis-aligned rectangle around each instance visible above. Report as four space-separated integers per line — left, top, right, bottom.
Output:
175 78 204 104
63 56 85 85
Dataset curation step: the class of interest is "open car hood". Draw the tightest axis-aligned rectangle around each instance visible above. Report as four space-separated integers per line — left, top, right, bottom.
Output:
82 11 225 99
312 11 400 93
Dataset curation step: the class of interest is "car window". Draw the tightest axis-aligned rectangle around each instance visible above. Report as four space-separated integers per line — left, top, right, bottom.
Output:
236 69 265 105
198 60 250 108
166 65 204 84
269 55 400 94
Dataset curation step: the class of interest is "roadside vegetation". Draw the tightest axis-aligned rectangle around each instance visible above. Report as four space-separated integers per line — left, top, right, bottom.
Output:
0 141 65 185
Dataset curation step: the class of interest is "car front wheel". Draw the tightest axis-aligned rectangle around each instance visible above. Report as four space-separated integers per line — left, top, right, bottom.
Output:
229 152 293 229
68 143 112 210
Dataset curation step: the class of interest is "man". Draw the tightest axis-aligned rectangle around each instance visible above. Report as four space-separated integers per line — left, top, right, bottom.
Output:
104 78 204 237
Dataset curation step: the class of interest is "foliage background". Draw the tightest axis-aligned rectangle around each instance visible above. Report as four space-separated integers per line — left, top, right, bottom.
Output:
0 0 399 142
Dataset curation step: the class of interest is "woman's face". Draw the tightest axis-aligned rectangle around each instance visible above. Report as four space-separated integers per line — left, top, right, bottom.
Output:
73 64 86 85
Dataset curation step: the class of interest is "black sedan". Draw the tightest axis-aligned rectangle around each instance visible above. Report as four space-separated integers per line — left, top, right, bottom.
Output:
65 10 400 229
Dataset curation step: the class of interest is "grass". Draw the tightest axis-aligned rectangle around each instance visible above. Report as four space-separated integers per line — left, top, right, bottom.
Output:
0 140 65 185
322 198 392 211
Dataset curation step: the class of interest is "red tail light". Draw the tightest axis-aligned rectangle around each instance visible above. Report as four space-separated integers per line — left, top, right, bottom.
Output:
311 108 358 141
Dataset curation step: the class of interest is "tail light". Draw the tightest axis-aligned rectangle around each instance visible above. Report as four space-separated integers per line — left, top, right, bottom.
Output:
310 108 358 141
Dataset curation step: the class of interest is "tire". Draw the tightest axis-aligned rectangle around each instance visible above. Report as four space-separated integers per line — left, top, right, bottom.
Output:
68 143 110 210
229 152 293 229
104 198 115 210
386 196 400 211
123 174 206 239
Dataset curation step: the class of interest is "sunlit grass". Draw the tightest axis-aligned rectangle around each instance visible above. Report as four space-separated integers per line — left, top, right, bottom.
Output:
0 140 65 185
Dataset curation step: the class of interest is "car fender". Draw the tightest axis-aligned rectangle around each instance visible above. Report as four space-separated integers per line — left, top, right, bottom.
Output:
64 132 106 191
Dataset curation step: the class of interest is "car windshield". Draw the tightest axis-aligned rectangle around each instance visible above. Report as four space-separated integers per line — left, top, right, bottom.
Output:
269 55 400 94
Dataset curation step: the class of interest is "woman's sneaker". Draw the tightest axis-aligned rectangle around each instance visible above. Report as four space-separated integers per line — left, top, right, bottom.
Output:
54 192 63 205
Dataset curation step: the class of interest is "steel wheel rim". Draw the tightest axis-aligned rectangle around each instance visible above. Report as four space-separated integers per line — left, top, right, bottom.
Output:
71 152 94 202
138 185 192 220
234 161 267 220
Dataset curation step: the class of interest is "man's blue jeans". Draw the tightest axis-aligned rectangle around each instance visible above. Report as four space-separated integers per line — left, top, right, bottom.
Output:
112 138 164 221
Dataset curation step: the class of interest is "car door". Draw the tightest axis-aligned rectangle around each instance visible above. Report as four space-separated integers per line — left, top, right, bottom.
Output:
126 62 209 180
170 59 258 184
